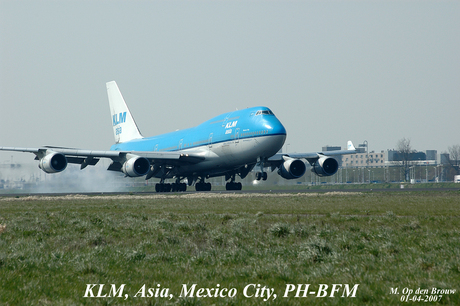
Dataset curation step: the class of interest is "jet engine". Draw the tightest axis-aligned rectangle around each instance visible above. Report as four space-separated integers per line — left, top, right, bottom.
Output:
39 152 68 173
311 156 339 177
278 158 306 180
122 156 150 177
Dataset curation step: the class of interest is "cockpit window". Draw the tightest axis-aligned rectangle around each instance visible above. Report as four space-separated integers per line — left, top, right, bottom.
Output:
255 110 274 116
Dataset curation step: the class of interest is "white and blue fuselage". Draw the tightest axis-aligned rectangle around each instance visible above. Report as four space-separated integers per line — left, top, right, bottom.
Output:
110 107 286 178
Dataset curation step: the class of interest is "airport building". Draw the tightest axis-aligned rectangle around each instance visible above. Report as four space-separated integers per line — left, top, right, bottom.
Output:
440 153 450 164
385 150 438 166
340 148 439 169
342 151 386 168
426 150 437 161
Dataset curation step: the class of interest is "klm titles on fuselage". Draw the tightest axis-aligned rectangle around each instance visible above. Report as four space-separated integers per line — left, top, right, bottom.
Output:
224 121 238 135
113 112 127 126
225 121 238 129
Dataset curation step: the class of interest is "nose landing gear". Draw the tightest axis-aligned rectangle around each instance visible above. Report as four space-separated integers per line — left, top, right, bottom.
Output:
255 156 268 181
255 171 268 181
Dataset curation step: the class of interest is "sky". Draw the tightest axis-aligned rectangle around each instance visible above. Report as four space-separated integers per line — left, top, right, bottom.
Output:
1 0 459 164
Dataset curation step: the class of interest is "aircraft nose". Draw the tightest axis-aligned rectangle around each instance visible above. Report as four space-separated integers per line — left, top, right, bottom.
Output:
271 118 287 136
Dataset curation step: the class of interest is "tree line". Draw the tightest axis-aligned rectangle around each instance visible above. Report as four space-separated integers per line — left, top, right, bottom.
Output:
394 138 459 182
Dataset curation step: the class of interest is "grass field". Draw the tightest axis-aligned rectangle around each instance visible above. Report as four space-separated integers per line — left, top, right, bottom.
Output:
1 191 459 305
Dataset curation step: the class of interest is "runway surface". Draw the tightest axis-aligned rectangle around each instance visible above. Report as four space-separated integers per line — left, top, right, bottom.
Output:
1 186 459 199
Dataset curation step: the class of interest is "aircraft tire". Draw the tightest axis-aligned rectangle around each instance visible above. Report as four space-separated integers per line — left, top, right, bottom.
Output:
226 182 242 191
155 183 162 193
195 182 212 192
170 182 187 192
156 183 178 193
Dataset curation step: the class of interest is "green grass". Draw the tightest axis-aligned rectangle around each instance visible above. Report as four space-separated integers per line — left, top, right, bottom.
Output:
0 191 459 305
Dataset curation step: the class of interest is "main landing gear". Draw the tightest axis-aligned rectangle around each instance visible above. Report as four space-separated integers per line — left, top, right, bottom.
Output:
195 181 212 191
226 181 242 190
155 182 187 192
155 176 187 193
225 174 242 190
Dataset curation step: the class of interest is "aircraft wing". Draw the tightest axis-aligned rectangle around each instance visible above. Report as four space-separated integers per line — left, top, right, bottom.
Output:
0 146 205 170
266 140 357 168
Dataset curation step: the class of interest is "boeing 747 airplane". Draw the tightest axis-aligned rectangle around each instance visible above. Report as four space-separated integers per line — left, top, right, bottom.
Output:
0 81 356 192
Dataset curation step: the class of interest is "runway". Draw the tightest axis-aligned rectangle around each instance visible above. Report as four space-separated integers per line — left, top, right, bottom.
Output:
1 185 459 199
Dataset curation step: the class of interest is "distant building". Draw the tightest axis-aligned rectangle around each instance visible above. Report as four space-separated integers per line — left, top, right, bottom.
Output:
322 146 341 152
342 151 386 168
426 150 437 162
384 149 437 166
441 153 450 165
386 150 426 162
0 163 22 169
356 144 367 154
342 149 438 168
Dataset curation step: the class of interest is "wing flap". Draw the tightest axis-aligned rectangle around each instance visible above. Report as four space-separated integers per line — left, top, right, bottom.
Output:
66 156 100 166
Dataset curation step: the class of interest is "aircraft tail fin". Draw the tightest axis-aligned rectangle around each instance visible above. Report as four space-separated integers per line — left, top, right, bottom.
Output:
106 81 144 144
347 140 356 151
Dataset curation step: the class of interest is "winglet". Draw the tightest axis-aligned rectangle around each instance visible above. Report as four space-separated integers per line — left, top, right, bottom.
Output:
107 81 144 144
347 141 356 151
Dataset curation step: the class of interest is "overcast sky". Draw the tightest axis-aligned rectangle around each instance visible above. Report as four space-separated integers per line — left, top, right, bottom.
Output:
1 0 459 163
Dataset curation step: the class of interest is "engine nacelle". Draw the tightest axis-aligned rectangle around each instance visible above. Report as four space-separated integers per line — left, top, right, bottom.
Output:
278 158 306 180
39 152 68 173
122 156 150 177
311 156 339 177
